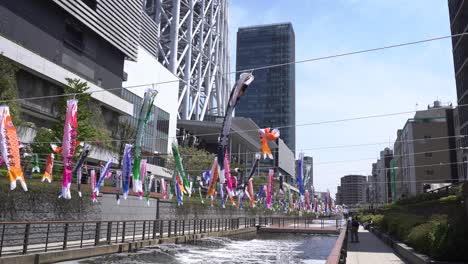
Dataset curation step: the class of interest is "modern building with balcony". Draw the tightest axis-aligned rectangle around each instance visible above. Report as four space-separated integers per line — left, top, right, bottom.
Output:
0 0 179 178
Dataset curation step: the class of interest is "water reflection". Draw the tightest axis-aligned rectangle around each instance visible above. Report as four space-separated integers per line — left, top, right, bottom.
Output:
63 233 337 264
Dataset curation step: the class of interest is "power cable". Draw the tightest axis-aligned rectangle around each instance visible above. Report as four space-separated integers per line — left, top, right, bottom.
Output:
1 32 467 104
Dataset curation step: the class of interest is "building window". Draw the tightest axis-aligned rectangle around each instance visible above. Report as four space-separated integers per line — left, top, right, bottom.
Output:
64 20 84 51
82 0 97 10
426 169 434 175
424 152 433 157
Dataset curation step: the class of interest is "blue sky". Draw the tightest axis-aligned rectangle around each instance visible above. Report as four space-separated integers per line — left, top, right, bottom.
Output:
229 0 456 197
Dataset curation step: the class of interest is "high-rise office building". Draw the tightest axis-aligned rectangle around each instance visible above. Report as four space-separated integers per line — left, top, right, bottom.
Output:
448 1 468 180
236 23 296 151
339 175 367 206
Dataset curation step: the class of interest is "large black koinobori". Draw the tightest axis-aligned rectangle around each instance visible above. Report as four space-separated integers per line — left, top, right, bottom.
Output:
216 72 255 186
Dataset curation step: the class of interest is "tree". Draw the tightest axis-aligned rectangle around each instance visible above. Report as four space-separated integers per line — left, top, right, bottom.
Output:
0 54 20 124
53 78 111 148
165 146 215 178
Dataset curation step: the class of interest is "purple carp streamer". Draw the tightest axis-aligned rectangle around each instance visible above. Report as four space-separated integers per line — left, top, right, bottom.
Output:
133 89 157 198
296 152 305 204
0 106 27 191
217 73 255 186
122 144 132 199
60 99 78 199
95 158 114 196
91 169 97 202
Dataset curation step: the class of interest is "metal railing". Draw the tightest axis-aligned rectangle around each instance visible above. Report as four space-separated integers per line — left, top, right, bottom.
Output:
256 217 344 230
0 217 257 257
0 216 344 257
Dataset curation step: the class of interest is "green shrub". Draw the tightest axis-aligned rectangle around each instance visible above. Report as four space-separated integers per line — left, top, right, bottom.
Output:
406 222 432 253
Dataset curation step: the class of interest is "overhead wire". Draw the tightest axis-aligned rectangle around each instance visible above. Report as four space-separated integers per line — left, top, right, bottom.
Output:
1 32 467 104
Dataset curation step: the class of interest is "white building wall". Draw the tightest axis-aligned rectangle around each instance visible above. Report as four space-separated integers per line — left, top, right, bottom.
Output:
123 47 179 154
0 35 133 116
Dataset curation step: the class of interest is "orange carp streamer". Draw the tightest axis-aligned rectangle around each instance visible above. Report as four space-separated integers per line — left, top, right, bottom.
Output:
207 158 219 198
0 106 27 191
258 128 280 159
41 153 55 183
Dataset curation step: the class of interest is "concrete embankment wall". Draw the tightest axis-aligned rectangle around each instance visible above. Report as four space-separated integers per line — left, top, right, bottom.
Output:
0 193 283 221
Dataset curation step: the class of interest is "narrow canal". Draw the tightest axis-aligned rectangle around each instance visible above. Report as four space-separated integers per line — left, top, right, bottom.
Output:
62 233 337 264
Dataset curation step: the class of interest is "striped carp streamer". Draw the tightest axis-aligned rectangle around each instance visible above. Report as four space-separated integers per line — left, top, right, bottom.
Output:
161 178 167 199
145 174 154 206
206 158 219 198
247 179 255 206
171 142 190 195
133 89 157 198
41 153 54 183
115 171 121 205
60 99 78 199
95 158 114 196
139 159 147 200
266 169 274 209
122 144 132 200
32 153 40 173
0 106 27 191
296 153 305 202
223 150 235 206
90 169 97 202
305 190 311 211
258 128 280 160
217 73 255 186
73 144 91 197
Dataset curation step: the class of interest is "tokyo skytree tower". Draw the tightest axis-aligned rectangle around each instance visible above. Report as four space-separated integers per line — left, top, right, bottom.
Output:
145 0 231 120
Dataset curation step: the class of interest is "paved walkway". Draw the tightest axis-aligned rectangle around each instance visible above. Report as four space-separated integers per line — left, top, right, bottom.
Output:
347 227 406 264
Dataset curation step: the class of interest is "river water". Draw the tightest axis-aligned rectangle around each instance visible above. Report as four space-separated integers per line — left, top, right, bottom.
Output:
62 233 337 264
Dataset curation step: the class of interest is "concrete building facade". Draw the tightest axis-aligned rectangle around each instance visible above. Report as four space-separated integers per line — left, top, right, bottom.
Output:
394 102 458 199
235 23 296 152
339 175 367 206
375 148 393 204
0 0 179 178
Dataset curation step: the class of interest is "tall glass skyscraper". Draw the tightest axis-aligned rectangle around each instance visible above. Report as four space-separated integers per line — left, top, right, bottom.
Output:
235 23 296 152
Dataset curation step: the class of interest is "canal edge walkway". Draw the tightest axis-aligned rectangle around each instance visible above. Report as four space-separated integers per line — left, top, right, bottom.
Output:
347 226 405 264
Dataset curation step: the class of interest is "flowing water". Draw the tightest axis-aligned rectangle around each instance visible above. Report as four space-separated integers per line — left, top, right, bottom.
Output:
62 233 337 264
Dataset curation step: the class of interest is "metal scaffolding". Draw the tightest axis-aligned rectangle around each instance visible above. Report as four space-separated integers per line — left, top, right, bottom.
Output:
146 0 230 121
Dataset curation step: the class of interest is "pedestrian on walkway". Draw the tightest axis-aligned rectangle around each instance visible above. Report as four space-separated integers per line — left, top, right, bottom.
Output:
350 217 360 243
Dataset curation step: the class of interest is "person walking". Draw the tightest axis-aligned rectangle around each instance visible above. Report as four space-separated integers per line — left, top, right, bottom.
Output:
351 217 360 243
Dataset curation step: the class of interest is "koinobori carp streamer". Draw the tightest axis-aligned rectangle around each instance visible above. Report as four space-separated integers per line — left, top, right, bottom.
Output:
171 142 190 194
122 144 132 199
258 128 280 160
133 89 157 199
60 99 78 199
73 144 91 197
32 153 40 173
42 153 54 183
216 73 254 186
95 158 114 196
0 106 27 191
